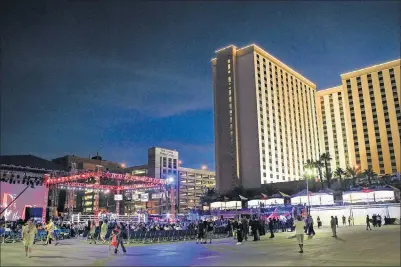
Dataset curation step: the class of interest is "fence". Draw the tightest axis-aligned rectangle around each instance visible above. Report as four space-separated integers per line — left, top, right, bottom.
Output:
70 214 145 224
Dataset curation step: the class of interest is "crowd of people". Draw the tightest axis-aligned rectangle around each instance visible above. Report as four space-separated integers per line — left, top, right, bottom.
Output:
0 210 395 257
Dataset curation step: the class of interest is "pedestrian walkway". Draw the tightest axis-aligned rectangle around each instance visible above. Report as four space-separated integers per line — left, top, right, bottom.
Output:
1 225 399 266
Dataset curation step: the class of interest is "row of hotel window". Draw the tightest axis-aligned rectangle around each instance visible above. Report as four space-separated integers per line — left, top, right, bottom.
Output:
346 69 399 173
256 55 317 176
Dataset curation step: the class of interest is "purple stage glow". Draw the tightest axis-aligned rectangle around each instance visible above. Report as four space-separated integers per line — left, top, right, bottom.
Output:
0 183 48 221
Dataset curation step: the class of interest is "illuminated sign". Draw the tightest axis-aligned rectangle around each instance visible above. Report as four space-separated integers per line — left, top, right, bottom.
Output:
157 148 178 157
140 193 149 202
152 192 165 199
114 194 123 201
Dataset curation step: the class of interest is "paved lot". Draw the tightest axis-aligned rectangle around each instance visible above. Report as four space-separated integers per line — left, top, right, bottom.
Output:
1 225 400 266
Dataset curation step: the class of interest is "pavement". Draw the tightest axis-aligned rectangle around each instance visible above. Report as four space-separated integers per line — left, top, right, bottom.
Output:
0 225 400 266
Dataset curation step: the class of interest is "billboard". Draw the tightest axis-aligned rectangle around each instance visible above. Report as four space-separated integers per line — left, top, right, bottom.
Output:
114 194 123 201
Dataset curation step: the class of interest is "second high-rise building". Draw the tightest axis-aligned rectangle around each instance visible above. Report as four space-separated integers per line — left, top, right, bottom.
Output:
212 44 319 193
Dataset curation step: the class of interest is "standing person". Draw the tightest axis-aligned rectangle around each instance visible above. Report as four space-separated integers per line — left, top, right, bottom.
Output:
366 215 372 230
317 216 321 229
236 220 243 245
294 216 304 253
22 219 37 257
268 218 275 238
114 223 127 254
226 220 232 237
250 218 258 241
88 220 97 244
377 215 382 227
330 216 337 237
335 216 339 228
100 220 108 243
342 215 346 226
206 219 214 244
307 216 315 236
196 220 205 244
241 217 248 241
348 216 351 226
259 217 265 236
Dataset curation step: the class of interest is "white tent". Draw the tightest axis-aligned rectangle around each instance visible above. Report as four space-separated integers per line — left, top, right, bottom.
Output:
248 198 284 207
343 190 395 204
210 201 241 210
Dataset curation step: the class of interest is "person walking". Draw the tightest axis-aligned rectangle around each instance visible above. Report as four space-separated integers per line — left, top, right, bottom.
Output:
88 220 97 244
22 219 37 257
295 216 304 253
330 216 337 237
100 220 108 243
114 223 127 254
45 218 58 246
335 216 339 228
342 215 346 226
307 216 315 236
366 215 372 230
348 216 351 226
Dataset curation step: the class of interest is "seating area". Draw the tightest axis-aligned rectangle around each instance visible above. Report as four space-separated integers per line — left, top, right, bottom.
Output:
126 227 228 244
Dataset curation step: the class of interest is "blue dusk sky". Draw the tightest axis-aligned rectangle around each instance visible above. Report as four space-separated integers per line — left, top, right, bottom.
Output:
1 1 399 170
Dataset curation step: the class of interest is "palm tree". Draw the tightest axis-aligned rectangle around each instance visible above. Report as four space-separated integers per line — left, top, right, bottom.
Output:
363 167 377 186
320 152 333 188
200 187 219 211
334 167 345 190
314 160 325 187
346 165 359 186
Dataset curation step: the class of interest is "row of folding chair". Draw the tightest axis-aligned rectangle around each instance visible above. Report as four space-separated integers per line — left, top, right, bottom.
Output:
128 229 197 243
1 230 21 243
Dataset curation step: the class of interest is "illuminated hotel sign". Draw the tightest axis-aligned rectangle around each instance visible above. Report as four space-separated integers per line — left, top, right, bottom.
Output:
157 148 178 157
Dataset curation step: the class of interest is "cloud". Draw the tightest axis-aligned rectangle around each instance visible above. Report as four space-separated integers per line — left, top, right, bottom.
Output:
4 55 213 118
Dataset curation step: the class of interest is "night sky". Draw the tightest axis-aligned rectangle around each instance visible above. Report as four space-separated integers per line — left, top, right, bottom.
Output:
1 1 399 169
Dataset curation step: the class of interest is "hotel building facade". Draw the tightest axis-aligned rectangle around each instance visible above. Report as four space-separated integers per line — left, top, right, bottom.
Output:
316 86 351 171
128 147 216 213
340 60 401 175
212 44 319 192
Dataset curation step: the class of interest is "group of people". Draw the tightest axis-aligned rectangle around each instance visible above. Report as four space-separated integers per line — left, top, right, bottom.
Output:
366 214 383 230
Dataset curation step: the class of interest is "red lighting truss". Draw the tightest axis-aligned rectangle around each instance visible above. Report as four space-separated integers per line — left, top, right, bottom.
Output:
45 172 166 185
58 182 161 191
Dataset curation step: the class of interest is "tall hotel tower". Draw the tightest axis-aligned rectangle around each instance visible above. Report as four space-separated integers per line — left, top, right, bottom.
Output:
341 60 400 175
212 44 319 193
316 86 351 171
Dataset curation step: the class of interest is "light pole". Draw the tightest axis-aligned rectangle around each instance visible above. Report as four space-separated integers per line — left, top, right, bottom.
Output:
304 168 315 215
167 176 175 222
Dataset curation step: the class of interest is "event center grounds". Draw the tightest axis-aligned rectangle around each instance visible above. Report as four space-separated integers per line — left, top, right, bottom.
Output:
1 225 399 266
